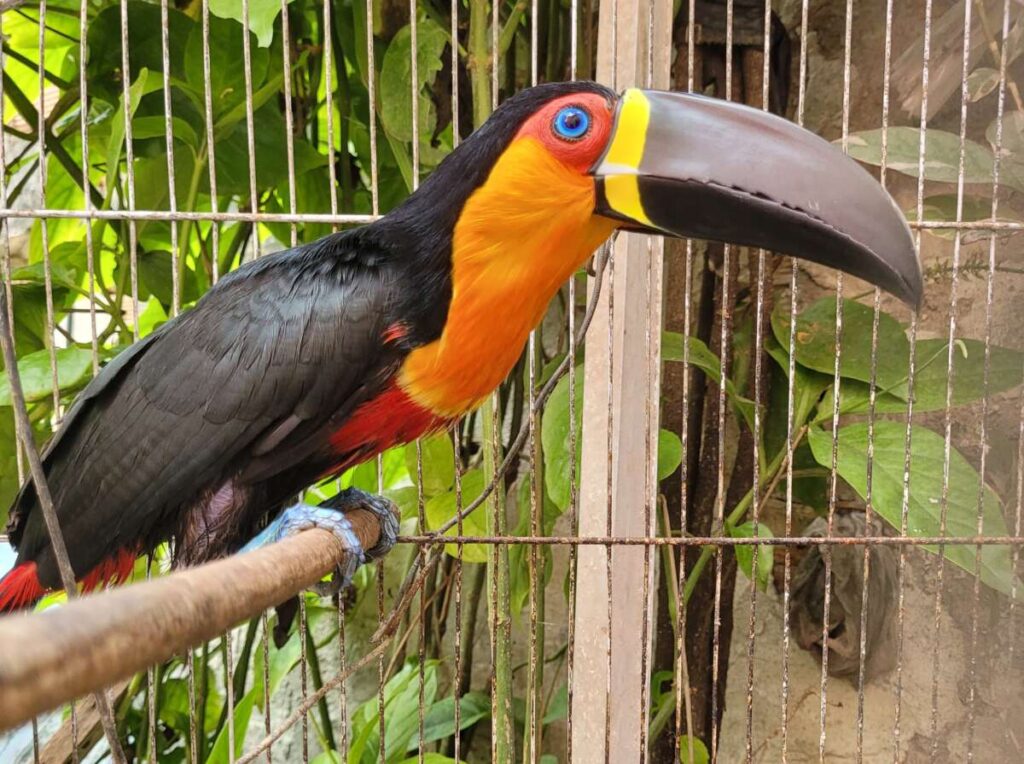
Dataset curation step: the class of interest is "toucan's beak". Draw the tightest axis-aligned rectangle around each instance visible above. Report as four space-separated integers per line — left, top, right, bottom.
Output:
591 89 923 307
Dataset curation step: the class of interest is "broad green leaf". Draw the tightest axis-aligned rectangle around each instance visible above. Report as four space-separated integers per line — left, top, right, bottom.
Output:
987 109 1024 158
808 422 1017 594
541 367 583 512
912 194 1012 242
379 19 447 142
405 433 456 498
845 127 995 185
136 297 170 338
730 521 774 592
772 298 910 393
543 683 568 725
658 429 683 480
424 469 489 562
406 691 490 750
30 157 85 259
824 338 1024 416
967 67 1001 102
508 477 557 619
350 661 439 763
0 410 20 528
985 110 1024 193
542 367 688 507
397 756 463 764
137 250 203 307
214 103 326 195
129 115 199 149
763 333 833 437
662 332 756 429
205 686 256 764
0 347 94 407
679 735 710 764
106 68 150 196
209 0 296 48
87 4 193 103
184 14 268 116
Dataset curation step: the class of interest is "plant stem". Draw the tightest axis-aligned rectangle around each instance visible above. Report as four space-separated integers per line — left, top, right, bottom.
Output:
681 426 807 605
467 3 513 759
304 625 339 752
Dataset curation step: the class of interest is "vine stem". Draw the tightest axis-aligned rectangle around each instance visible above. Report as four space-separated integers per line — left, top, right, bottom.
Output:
682 425 809 605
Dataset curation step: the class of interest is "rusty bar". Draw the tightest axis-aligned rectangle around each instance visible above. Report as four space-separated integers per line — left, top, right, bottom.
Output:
1 208 1016 230
929 2 974 756
398 534 1024 546
117 0 141 338
0 517 387 732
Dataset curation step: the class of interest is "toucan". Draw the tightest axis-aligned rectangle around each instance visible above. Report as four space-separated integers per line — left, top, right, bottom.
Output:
0 81 922 611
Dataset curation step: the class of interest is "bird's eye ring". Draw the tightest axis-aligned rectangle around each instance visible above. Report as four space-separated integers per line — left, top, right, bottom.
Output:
552 106 591 142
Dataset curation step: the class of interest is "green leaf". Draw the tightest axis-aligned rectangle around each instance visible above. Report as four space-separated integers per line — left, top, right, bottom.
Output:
967 67 1001 102
985 110 1024 193
405 433 455 498
350 661 439 763
662 332 756 429
730 521 774 592
106 68 150 196
138 250 203 307
542 684 568 725
773 298 910 394
129 115 199 149
657 429 683 481
911 194 1012 242
87 4 193 104
379 19 447 143
184 14 268 117
424 469 489 563
987 109 1024 158
541 367 583 512
406 691 490 751
214 103 326 195
397 756 463 764
807 422 1018 594
0 410 21 528
209 0 295 48
0 347 94 407
763 333 833 434
679 735 710 764
845 127 995 185
824 338 1024 416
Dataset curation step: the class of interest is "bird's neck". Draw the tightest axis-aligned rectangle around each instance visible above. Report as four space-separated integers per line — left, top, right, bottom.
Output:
398 139 616 417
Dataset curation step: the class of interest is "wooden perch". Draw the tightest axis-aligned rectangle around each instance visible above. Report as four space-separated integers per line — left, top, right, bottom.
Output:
0 506 389 732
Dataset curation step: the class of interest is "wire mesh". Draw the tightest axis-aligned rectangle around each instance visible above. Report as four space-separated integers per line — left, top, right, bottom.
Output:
1 0 1023 762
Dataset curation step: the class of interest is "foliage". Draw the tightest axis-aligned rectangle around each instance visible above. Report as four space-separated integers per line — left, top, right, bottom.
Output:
2 1 1022 761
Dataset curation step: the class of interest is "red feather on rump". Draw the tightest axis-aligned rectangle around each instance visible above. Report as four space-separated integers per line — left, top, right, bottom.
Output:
0 562 45 612
0 547 138 613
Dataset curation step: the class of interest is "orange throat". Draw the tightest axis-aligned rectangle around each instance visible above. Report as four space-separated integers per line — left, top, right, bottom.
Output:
398 138 617 418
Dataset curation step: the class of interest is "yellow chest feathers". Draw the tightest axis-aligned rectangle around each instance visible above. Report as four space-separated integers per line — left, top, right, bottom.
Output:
398 138 616 417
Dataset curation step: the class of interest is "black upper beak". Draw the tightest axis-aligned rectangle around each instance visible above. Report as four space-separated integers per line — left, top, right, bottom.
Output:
591 89 923 307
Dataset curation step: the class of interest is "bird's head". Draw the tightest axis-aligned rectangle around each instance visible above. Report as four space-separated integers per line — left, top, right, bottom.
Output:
400 81 923 307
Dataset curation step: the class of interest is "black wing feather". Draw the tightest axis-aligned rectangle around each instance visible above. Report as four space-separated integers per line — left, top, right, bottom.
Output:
8 235 402 587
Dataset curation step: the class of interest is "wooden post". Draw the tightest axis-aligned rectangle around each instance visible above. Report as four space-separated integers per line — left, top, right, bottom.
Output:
570 0 672 760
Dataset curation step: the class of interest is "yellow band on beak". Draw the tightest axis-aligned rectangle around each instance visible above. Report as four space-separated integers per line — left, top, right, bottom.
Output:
601 89 652 226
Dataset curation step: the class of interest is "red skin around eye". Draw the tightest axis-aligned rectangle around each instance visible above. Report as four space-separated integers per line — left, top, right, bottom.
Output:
514 92 615 173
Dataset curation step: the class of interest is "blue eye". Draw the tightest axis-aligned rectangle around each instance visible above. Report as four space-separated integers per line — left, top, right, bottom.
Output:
552 106 591 141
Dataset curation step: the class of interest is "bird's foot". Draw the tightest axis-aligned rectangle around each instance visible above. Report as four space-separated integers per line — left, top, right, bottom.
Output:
241 489 400 596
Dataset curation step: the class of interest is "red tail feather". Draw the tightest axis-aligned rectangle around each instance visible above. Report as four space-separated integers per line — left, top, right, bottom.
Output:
0 562 45 612
0 549 138 614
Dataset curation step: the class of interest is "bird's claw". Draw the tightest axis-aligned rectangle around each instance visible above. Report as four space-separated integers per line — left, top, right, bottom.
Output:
321 488 400 562
240 489 399 596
